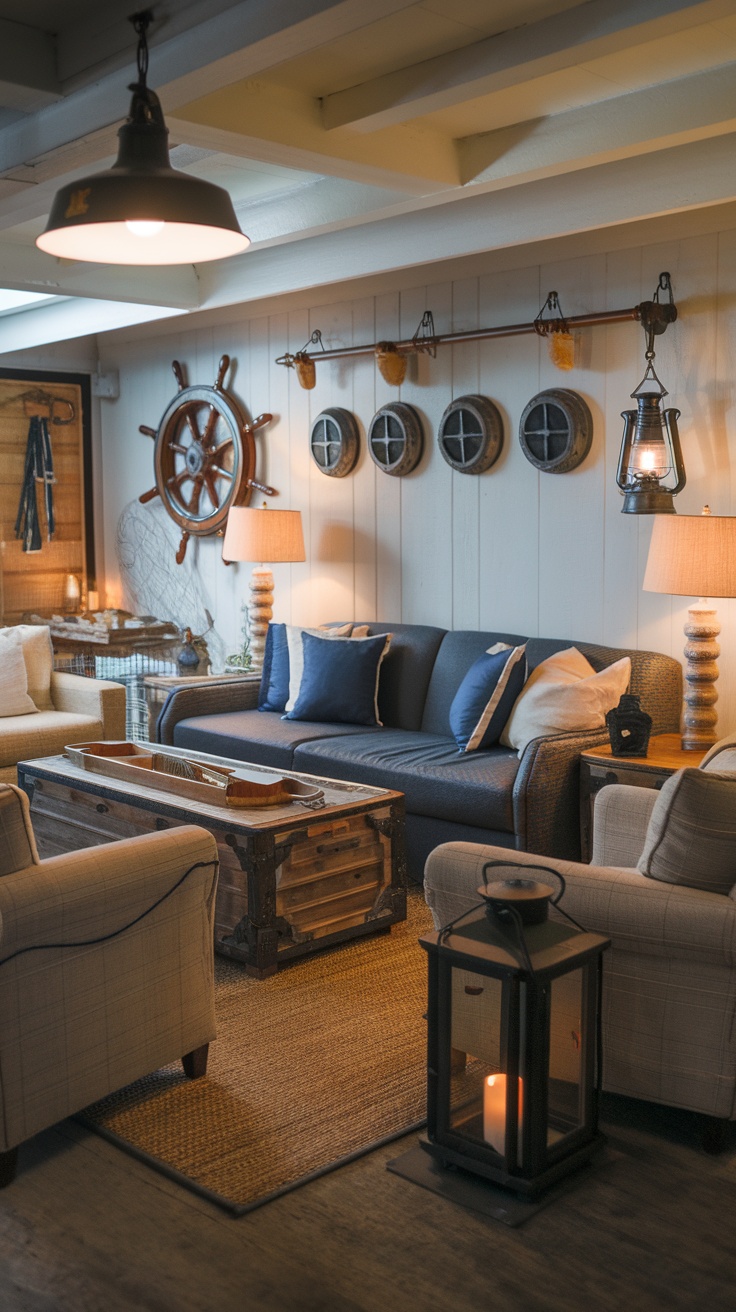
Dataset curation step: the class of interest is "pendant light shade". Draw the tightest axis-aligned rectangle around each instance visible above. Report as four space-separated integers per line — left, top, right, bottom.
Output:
36 13 249 266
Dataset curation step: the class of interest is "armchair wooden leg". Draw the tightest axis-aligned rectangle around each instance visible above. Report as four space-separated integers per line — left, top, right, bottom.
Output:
182 1043 209 1079
0 1148 18 1187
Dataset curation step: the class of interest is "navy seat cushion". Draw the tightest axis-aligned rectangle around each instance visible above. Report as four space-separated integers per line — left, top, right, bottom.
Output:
293 729 520 833
173 710 381 771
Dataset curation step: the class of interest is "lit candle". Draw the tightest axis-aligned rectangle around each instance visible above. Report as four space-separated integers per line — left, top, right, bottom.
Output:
483 1073 522 1154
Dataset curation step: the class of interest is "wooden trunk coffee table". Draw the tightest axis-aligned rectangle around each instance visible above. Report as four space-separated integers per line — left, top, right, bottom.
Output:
18 745 407 978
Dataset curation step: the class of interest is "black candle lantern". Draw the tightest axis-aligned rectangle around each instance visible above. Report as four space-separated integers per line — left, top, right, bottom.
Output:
419 867 610 1197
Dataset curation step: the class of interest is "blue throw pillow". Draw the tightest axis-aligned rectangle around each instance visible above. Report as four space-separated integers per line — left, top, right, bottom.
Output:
283 631 390 725
450 645 527 752
258 623 291 713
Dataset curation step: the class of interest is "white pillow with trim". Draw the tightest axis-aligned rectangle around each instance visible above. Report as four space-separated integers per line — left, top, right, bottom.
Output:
500 647 631 755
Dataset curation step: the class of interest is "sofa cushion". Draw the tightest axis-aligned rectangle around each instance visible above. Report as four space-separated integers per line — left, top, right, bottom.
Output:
0 634 37 718
0 710 103 768
293 729 520 832
501 648 631 753
258 623 291 713
0 625 54 711
284 631 391 726
637 768 736 894
420 629 529 736
449 644 527 752
173 709 382 771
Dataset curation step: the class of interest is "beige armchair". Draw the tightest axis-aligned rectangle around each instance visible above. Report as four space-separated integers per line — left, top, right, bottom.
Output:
0 625 126 785
424 776 736 1139
0 783 219 1185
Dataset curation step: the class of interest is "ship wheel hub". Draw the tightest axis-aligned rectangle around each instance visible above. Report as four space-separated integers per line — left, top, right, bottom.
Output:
185 441 205 476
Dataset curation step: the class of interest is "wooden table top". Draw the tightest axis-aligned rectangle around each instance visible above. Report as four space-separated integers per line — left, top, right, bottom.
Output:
581 733 708 771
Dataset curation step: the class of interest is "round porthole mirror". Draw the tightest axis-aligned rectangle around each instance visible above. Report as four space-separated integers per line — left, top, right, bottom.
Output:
438 394 504 474
518 389 593 473
368 403 424 476
309 408 359 477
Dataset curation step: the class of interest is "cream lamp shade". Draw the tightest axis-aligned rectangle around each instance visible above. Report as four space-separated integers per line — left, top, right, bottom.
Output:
643 510 736 750
222 507 305 565
222 506 305 671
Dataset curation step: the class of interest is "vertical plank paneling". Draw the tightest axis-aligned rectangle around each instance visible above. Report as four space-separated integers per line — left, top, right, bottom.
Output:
351 296 378 621
398 284 435 625
286 307 313 626
450 277 480 631
374 291 402 621
307 299 355 623
478 264 541 635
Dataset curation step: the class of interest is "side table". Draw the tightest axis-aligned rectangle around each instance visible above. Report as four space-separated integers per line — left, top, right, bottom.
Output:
579 733 708 862
142 672 261 742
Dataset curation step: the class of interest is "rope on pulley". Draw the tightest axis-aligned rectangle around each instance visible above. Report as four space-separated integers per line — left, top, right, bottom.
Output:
15 415 55 553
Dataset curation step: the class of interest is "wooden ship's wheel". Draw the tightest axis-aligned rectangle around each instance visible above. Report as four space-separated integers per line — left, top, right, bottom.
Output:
139 355 274 563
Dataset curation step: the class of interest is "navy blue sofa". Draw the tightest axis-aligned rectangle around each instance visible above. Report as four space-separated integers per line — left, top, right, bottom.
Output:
156 623 682 882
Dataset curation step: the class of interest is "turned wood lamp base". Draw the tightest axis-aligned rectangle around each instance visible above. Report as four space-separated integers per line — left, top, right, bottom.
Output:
681 599 720 751
248 565 274 672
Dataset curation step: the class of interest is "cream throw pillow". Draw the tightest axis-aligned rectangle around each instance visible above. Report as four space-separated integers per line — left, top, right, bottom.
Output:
0 631 39 717
284 623 371 712
500 647 631 754
0 624 54 710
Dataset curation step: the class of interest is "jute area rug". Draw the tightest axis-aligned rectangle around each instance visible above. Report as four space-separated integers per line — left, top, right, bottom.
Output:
80 891 433 1215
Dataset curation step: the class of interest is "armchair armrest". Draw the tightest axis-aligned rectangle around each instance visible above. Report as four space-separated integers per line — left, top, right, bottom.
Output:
424 840 736 968
0 824 218 959
591 784 657 867
512 727 610 861
157 676 261 744
51 670 126 740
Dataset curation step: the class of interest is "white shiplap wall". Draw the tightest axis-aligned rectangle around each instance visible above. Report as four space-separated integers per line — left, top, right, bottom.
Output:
45 227 736 736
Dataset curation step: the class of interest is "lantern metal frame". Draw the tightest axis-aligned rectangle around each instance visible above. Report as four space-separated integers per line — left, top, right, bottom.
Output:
419 864 610 1198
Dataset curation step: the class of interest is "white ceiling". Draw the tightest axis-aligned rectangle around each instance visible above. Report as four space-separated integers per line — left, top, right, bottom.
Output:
1 0 736 346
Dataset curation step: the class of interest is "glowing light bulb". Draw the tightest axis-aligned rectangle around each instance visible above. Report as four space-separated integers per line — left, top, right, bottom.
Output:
125 220 165 238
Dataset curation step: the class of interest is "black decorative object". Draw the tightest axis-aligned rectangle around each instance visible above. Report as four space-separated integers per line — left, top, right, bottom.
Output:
420 863 610 1197
606 694 653 757
437 395 504 474
309 408 359 477
368 403 424 476
15 416 55 553
519 389 592 473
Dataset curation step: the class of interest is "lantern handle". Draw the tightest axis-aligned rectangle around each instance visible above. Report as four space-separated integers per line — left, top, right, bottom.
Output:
480 859 586 931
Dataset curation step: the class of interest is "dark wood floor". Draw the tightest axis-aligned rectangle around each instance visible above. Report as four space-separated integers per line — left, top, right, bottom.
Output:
1 1095 734 1312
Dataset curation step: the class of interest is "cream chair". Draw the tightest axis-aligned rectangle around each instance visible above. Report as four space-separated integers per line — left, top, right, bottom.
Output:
0 783 219 1185
0 625 126 784
424 765 736 1144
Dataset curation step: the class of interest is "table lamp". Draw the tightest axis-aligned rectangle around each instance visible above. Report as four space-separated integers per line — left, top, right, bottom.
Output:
222 504 305 669
643 508 736 750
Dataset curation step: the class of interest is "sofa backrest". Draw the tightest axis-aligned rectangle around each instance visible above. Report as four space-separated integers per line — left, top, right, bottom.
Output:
420 630 528 736
420 631 682 739
352 623 447 730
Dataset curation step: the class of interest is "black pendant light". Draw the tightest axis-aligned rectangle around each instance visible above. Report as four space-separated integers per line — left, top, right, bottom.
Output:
36 11 250 266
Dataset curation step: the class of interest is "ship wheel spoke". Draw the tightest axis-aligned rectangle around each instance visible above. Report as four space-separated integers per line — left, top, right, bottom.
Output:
200 405 222 450
210 437 234 464
204 471 220 508
211 467 234 483
188 477 204 515
168 442 189 456
167 469 191 491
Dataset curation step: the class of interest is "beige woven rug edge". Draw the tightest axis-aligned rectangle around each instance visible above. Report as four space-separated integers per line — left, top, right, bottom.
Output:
79 892 433 1214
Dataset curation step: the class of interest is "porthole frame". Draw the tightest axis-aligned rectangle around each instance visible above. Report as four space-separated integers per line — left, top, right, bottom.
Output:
367 402 424 477
518 389 593 474
437 394 504 474
309 408 360 478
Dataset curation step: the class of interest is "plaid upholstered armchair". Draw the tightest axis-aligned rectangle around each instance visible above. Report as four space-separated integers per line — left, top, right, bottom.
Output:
424 750 736 1145
0 783 219 1185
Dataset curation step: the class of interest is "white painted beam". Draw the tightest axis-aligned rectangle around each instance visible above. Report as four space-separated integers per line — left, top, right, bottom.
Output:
0 0 419 175
0 241 200 309
458 62 736 186
322 0 735 131
0 19 60 112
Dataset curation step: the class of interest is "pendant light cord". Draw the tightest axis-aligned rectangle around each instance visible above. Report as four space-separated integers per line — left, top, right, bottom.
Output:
131 11 151 88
